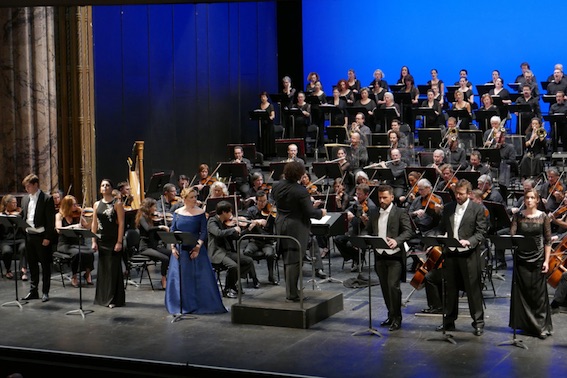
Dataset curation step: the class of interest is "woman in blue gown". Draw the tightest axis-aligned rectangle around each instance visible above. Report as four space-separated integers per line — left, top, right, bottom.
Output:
165 187 227 315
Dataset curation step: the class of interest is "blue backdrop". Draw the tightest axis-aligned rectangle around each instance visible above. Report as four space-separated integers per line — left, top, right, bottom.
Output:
302 0 567 129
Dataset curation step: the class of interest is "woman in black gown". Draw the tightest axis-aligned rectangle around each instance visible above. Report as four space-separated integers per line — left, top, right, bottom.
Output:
258 91 276 157
519 118 547 179
509 188 552 339
92 179 126 308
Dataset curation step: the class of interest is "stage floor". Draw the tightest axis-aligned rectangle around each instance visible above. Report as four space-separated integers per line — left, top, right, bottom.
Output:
1 251 566 377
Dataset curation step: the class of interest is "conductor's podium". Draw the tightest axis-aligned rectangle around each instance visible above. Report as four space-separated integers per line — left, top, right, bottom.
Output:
231 287 343 329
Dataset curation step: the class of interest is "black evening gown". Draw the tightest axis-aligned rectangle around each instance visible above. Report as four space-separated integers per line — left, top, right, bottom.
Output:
94 199 126 307
510 212 553 337
259 103 276 157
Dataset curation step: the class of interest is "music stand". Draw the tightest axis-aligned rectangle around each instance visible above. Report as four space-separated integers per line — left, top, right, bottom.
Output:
374 107 400 131
417 84 431 95
326 126 349 144
311 194 337 212
542 94 556 105
0 215 29 309
59 228 97 318
146 171 173 200
205 195 241 216
364 167 394 184
507 83 520 92
459 129 483 151
324 143 350 161
422 236 465 345
312 161 342 184
543 113 567 152
269 162 287 181
417 128 443 150
455 171 480 184
283 108 305 138
366 146 390 164
489 235 536 350
346 106 370 121
157 231 199 323
474 110 499 132
447 109 471 125
369 133 389 146
476 84 494 96
350 235 391 337
483 201 512 280
249 109 269 138
217 162 248 184
508 104 532 134
477 148 501 168
414 107 438 128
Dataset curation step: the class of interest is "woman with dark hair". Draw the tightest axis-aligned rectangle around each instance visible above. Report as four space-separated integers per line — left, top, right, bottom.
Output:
427 69 445 96
91 179 126 308
488 77 512 121
397 66 410 85
420 89 443 127
519 118 547 179
509 188 553 339
330 87 348 127
401 75 419 130
135 197 172 289
55 195 95 287
0 194 27 280
347 69 361 93
258 91 276 157
271 162 326 302
337 79 354 105
353 87 377 130
305 72 319 95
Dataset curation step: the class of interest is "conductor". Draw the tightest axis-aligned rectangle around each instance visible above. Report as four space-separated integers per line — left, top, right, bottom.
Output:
271 161 326 302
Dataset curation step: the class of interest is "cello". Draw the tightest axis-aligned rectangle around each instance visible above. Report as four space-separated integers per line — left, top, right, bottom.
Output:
546 238 567 288
409 246 444 290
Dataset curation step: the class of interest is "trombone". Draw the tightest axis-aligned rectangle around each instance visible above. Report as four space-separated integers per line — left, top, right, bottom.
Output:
440 127 458 149
528 127 547 148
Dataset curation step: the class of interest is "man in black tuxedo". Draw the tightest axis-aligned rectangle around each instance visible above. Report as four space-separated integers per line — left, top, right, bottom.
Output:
435 179 488 336
20 174 56 302
366 184 414 331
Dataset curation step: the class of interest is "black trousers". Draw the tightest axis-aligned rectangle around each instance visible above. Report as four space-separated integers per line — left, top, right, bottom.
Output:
25 233 53 294
374 254 403 322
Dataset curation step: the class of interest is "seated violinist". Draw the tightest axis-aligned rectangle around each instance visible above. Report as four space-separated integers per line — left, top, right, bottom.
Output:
434 164 457 194
540 167 565 213
55 195 95 287
244 172 267 208
477 174 505 205
334 183 377 272
194 164 217 202
157 183 182 214
177 174 190 195
243 190 278 285
209 181 229 199
408 179 443 237
0 194 27 280
300 172 320 196
399 171 421 206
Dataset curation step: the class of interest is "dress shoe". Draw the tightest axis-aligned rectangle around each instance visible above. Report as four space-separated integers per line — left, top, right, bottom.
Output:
303 255 312 263
41 294 49 302
389 321 401 331
350 263 360 273
473 327 484 336
380 318 393 327
421 307 443 314
22 291 39 300
315 269 327 279
224 288 238 299
268 277 279 285
436 323 456 332
252 279 261 289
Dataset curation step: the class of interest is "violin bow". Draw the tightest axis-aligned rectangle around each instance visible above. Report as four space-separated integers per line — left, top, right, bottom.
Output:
161 195 168 228
442 165 461 192
545 171 565 203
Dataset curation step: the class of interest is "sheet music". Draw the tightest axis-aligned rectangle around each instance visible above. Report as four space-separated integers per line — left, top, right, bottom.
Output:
311 215 331 224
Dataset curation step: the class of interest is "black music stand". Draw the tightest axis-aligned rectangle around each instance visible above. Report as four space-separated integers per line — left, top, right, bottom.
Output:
217 162 248 184
476 84 494 96
146 171 173 200
269 93 290 126
477 147 501 168
507 104 531 134
374 107 400 131
369 133 389 147
364 167 394 184
540 81 550 91
507 83 520 92
158 231 199 323
0 215 29 309
350 235 391 337
417 85 430 95
366 146 390 164
459 129 483 151
59 228 97 318
346 106 370 122
447 109 471 124
249 109 269 139
324 143 350 161
483 200 512 280
417 128 443 150
415 107 438 128
312 161 342 185
269 162 287 181
542 94 556 105
283 108 305 138
312 194 337 212
205 195 241 216
422 236 465 345
455 171 480 184
320 103 339 126
474 109 499 132
489 235 537 350
543 113 567 151
326 126 349 144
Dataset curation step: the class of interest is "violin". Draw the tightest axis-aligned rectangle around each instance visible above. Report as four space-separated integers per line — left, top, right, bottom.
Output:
4 207 22 216
421 193 442 211
260 183 273 193
482 189 491 200
552 204 567 218
71 206 94 220
224 215 252 228
199 176 217 186
261 203 277 217
361 199 369 215
152 212 173 224
306 182 319 195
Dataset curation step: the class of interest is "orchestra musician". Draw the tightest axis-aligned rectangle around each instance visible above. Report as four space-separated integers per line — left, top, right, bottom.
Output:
398 171 421 206
350 112 371 146
366 184 414 331
55 195 95 288
378 148 407 201
347 131 368 171
300 172 320 196
477 174 505 205
333 183 377 273
353 88 377 131
0 194 26 281
231 145 254 197
244 172 268 208
509 188 552 339
333 177 350 212
117 181 136 230
427 149 446 176
452 90 472 130
243 190 278 285
519 117 547 179
194 163 217 202
482 115 503 147
389 119 412 148
20 174 56 303
444 137 468 171
387 130 411 165
435 179 488 336
207 200 259 298
209 181 229 199
271 161 327 302
434 164 458 194
377 92 401 133
539 167 565 213
336 146 354 193
156 183 182 214
135 197 172 290
466 150 491 176
284 143 305 165
420 89 443 128
51 190 63 213
177 174 190 195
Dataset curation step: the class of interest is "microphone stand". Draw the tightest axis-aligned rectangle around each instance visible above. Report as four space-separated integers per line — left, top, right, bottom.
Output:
0 215 28 309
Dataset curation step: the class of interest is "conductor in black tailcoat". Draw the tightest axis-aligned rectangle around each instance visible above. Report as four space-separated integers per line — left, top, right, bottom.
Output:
271 161 326 302
436 179 488 336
